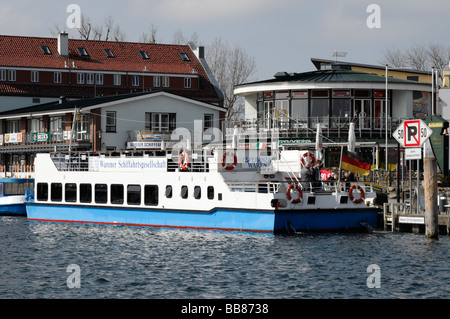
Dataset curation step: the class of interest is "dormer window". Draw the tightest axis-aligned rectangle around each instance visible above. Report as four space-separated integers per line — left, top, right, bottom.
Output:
179 52 190 61
77 47 89 56
139 50 149 59
40 45 52 55
104 49 114 58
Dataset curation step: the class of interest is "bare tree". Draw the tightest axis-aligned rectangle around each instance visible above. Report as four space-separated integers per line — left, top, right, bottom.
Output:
205 38 257 120
77 14 92 40
172 30 200 48
140 24 159 44
382 43 450 75
427 44 450 72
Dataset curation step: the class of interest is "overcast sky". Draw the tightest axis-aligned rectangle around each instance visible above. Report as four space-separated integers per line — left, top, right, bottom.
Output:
1 0 450 80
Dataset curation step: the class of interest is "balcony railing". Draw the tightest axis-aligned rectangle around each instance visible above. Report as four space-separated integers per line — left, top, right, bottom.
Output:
1 131 91 146
225 116 404 139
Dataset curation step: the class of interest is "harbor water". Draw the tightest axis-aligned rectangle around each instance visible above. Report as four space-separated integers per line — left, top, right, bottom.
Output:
0 215 448 299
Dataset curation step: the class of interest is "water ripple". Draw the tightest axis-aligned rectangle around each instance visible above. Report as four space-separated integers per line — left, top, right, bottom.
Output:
0 216 449 298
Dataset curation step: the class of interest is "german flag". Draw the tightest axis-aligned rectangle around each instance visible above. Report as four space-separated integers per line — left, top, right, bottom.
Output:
341 153 371 176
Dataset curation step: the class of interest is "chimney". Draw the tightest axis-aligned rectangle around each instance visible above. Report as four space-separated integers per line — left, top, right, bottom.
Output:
58 32 69 57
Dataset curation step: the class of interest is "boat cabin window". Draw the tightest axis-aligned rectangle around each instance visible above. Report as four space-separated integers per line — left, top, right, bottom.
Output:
127 185 141 205
144 185 158 206
111 184 124 204
80 184 92 203
181 185 188 199
207 186 214 200
194 186 201 199
37 183 48 201
4 181 34 195
65 183 77 202
51 183 62 202
95 184 108 204
165 185 172 198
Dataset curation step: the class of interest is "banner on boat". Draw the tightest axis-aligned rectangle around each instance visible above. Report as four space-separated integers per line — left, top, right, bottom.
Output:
89 157 167 172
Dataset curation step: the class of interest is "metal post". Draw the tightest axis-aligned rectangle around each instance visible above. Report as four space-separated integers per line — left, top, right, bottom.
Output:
385 65 388 171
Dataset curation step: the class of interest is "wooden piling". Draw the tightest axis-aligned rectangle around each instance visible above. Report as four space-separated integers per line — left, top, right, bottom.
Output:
423 140 439 239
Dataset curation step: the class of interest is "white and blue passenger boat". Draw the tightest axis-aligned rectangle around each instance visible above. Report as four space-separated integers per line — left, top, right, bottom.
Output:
0 178 34 216
25 144 380 234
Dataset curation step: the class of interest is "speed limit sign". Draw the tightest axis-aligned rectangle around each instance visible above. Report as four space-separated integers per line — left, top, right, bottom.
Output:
393 119 432 147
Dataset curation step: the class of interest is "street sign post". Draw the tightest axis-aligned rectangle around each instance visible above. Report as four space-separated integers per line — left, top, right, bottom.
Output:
393 119 433 148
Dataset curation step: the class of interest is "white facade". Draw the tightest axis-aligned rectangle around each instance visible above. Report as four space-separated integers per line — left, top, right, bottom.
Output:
81 91 224 151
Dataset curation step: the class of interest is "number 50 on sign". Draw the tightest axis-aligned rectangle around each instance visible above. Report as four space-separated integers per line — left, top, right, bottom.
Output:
393 119 432 148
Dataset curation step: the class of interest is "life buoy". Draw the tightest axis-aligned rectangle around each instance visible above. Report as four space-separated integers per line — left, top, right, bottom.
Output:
286 183 302 203
349 184 365 204
300 152 315 167
179 151 190 171
222 152 237 171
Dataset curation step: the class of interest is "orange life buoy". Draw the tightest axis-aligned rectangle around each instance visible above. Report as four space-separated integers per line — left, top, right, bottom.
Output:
349 184 365 204
222 152 237 171
301 152 315 167
179 151 190 171
286 183 302 203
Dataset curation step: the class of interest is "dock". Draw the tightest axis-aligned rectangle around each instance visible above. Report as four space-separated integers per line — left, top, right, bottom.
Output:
383 201 450 235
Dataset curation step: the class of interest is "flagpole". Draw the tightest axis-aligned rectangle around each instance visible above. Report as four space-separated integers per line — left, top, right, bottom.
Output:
338 145 343 187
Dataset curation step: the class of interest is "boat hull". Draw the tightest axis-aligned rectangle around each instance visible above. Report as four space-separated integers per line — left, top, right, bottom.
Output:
26 203 378 233
0 203 27 216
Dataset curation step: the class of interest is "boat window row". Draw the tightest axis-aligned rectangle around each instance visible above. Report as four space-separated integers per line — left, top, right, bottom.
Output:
164 185 221 200
36 183 159 206
36 183 222 205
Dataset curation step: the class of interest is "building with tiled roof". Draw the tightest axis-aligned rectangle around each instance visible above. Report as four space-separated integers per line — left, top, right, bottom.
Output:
0 33 224 110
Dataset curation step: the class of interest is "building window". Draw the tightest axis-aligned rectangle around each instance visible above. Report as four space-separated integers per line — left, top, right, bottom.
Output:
31 71 39 83
51 183 62 202
132 75 139 87
139 50 149 59
204 114 214 131
162 76 170 87
114 74 121 86
179 52 190 61
95 184 108 204
184 77 191 88
153 76 161 87
106 111 116 132
0 70 6 81
127 185 141 205
77 47 89 56
65 183 77 202
77 73 85 84
27 118 43 133
96 73 104 85
50 116 64 142
8 70 16 82
40 45 52 54
144 185 158 206
86 73 94 85
145 113 176 132
54 72 62 83
80 184 92 203
111 184 124 204
104 49 114 58
6 120 20 133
